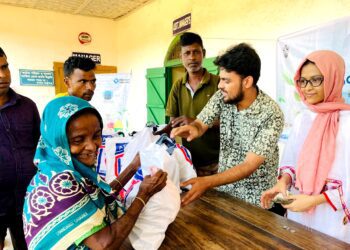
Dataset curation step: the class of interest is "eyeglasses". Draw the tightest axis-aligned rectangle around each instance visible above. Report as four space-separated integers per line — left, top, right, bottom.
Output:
296 76 324 88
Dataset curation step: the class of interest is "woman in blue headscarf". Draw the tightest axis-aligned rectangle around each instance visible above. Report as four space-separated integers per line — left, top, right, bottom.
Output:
23 96 167 250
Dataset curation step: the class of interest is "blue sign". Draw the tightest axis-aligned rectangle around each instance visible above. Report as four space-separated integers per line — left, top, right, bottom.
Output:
19 69 54 86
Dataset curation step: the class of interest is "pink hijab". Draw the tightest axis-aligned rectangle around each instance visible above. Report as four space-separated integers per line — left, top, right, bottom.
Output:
294 50 350 195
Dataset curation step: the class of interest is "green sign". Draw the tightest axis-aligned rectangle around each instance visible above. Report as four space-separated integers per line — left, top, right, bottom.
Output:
19 69 54 86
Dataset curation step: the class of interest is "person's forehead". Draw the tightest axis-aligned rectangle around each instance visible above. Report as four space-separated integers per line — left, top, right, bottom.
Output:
181 43 203 51
300 63 322 77
68 113 100 132
70 68 95 78
219 69 241 80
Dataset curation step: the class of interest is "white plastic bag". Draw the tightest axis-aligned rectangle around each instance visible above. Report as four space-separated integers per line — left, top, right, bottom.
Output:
140 143 180 190
104 136 131 183
128 179 180 250
100 128 197 249
173 144 197 187
121 127 160 169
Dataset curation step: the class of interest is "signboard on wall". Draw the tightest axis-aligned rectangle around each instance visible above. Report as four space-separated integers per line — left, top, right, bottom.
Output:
276 16 350 141
72 52 101 64
19 69 54 86
173 13 191 35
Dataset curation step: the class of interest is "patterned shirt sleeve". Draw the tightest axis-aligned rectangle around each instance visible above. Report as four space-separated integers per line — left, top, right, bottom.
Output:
197 90 222 127
248 106 284 158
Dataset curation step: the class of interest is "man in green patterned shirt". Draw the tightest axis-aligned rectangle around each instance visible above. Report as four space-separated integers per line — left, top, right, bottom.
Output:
171 43 284 211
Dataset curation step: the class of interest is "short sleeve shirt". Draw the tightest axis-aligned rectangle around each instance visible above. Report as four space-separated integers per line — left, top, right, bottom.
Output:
166 69 220 167
197 89 284 206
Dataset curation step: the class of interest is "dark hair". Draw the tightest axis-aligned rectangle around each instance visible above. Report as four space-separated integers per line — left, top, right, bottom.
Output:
214 43 261 86
0 47 7 57
64 56 96 77
67 108 103 132
301 59 315 69
180 32 204 49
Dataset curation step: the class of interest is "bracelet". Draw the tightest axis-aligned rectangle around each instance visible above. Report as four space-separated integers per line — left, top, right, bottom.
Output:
135 196 146 207
115 179 122 187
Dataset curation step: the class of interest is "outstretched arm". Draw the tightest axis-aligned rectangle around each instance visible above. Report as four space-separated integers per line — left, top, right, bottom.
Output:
180 152 265 206
153 116 196 136
170 119 208 142
109 153 140 193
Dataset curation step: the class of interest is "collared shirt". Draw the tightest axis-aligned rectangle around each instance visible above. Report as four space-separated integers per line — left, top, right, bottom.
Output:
55 92 69 98
0 88 40 215
197 89 284 206
185 82 195 97
166 69 220 168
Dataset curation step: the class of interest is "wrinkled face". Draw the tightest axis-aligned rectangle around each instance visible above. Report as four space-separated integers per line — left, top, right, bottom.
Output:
180 43 204 74
0 56 11 96
218 68 244 104
299 63 325 105
65 69 96 101
67 113 102 167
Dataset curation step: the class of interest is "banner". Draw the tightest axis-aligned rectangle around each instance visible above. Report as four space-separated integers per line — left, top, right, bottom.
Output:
276 16 350 141
90 73 130 134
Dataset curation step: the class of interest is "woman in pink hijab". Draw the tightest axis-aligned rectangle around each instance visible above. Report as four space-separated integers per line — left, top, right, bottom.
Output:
261 50 350 243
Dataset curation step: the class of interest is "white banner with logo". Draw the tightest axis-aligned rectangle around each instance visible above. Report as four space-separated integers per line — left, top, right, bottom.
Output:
277 16 350 141
91 73 130 134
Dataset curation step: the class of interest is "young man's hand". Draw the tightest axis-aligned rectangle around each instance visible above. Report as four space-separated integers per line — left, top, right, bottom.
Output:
170 124 199 141
180 176 211 206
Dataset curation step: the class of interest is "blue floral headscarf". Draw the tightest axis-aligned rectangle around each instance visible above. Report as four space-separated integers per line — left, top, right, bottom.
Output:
23 96 123 250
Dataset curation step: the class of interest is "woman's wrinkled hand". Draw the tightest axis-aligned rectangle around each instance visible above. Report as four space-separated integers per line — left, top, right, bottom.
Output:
138 170 167 200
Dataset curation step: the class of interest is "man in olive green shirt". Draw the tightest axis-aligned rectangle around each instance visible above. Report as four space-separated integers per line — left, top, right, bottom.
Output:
166 32 220 176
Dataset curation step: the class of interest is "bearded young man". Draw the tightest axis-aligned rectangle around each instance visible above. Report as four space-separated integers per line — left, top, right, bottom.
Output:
171 43 285 215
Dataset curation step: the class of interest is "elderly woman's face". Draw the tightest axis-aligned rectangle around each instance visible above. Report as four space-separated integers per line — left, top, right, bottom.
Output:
67 113 102 166
299 63 325 105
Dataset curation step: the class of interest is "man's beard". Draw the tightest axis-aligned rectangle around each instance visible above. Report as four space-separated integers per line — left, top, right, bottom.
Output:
223 83 244 105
